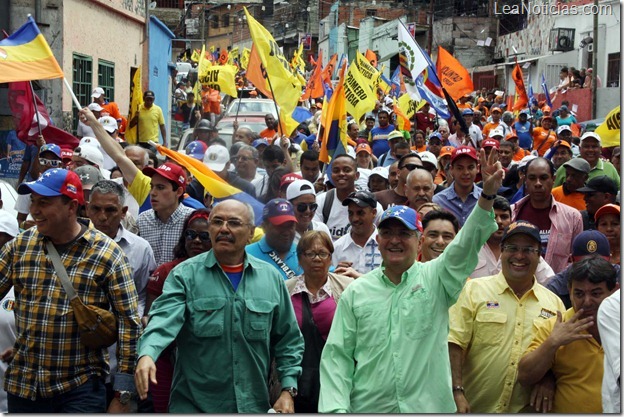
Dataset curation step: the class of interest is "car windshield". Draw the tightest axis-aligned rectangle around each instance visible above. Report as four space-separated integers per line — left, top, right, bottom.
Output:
227 101 278 116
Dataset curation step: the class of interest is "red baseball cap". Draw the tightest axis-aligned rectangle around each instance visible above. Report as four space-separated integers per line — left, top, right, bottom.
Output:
482 139 500 149
143 162 187 191
451 146 478 164
280 173 302 189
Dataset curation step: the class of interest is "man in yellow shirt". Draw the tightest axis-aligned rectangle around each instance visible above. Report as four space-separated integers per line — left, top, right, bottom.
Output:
129 91 167 148
518 256 619 413
449 221 565 413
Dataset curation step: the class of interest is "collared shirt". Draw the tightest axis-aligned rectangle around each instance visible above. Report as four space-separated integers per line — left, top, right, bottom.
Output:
0 288 16 412
291 275 333 303
138 203 194 266
0 221 140 400
526 307 604 413
245 237 302 280
598 289 620 413
471 244 555 284
332 228 382 275
318 205 497 413
554 157 621 188
512 195 583 274
137 104 165 143
448 273 565 413
138 250 304 413
432 182 482 226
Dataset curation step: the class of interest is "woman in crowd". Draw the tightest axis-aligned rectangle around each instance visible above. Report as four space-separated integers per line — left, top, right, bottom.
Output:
142 208 212 413
595 204 620 265
284 231 353 412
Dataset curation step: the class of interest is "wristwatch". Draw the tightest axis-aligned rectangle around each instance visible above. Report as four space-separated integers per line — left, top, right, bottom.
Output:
114 391 135 405
480 191 497 200
282 387 298 398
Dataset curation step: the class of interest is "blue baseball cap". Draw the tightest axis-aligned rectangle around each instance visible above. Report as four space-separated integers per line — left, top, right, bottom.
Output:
252 138 269 149
185 140 208 161
378 205 422 232
263 198 298 225
18 168 85 205
462 108 474 116
39 143 62 159
572 230 610 258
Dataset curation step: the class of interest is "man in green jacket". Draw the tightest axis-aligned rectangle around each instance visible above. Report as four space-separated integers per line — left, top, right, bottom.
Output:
135 200 304 413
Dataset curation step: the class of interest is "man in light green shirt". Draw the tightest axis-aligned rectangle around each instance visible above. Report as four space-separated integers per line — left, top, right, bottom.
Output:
135 200 304 413
318 149 504 413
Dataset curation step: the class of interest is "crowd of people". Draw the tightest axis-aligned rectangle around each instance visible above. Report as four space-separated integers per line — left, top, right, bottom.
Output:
0 71 620 414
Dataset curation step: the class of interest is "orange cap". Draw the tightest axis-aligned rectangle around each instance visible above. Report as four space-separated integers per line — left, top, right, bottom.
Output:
355 143 372 155
438 145 455 159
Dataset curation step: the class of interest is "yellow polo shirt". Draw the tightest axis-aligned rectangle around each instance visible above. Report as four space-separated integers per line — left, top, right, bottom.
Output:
525 307 604 413
449 273 565 413
137 104 165 143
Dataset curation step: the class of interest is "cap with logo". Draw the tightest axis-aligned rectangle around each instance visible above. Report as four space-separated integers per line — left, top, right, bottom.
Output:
252 138 269 149
387 130 404 141
418 151 437 168
438 146 455 159
143 162 187 191
263 198 298 225
378 205 423 232
60 149 73 161
74 165 104 190
286 179 316 201
553 139 572 151
572 230 610 258
369 166 389 180
280 173 303 189
91 87 105 98
501 220 541 245
203 145 230 171
482 139 500 149
556 125 572 135
144 91 155 99
18 168 85 206
490 106 501 113
489 127 505 138
562 158 591 174
356 143 372 155
74 145 104 168
39 143 62 159
98 116 118 133
365 112 376 120
342 190 377 208
580 131 601 145
451 146 478 164
576 175 618 195
185 140 208 161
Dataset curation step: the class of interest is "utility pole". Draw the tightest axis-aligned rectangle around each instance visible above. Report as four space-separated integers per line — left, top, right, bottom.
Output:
427 0 434 54
591 0 598 118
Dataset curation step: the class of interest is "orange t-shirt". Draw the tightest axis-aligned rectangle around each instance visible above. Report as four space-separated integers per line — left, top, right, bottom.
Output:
457 102 473 110
551 186 587 211
532 127 557 156
512 147 530 161
411 145 427 153
482 121 500 138
260 128 278 140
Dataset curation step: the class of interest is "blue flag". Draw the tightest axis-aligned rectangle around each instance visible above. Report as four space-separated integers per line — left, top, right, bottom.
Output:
541 73 553 107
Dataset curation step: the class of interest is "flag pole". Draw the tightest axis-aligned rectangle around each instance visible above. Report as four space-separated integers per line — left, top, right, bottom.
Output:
264 70 283 136
63 77 83 110
28 81 43 138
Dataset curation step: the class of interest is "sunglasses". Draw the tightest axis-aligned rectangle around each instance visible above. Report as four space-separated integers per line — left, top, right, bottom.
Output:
400 163 422 171
39 158 63 168
185 229 211 242
296 203 318 213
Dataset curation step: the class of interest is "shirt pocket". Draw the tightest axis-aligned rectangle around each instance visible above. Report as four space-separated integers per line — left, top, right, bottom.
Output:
190 297 227 337
473 311 507 346
244 299 276 341
400 288 433 340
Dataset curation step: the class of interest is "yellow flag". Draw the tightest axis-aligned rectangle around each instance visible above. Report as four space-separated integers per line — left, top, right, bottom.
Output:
244 7 302 135
228 47 239 65
344 60 377 123
397 93 425 119
354 51 381 90
191 49 200 62
240 48 251 70
194 45 207 99
125 66 143 144
594 105 620 147
198 61 238 97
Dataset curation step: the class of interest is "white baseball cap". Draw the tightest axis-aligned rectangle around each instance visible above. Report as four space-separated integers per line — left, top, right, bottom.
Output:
203 145 230 172
74 144 104 168
91 87 105 98
418 151 437 167
489 127 505 138
286 179 316 201
369 166 389 180
580 131 601 145
556 125 572 135
98 116 118 133
88 102 104 112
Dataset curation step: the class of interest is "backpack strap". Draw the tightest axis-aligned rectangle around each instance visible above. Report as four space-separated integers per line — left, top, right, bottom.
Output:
322 188 336 223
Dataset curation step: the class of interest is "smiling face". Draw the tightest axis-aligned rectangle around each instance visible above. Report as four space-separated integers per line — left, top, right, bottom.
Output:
376 218 420 272
331 156 358 192
347 203 376 238
580 138 601 166
291 194 316 231
30 194 78 241
419 219 456 261
500 234 540 284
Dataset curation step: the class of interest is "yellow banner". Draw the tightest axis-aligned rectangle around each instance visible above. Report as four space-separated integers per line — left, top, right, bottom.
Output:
240 48 250 70
228 47 239 65
354 51 380 90
244 7 302 135
344 60 377 124
198 61 238 97
124 66 142 144
397 93 424 119
594 105 620 148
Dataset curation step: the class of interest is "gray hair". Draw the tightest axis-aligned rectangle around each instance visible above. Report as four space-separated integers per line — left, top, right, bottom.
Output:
210 199 255 225
90 180 126 206
502 111 514 123
124 145 149 166
237 144 259 159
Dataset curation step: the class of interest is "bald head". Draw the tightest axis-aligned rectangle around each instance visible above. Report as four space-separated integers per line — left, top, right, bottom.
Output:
405 168 435 211
233 127 254 145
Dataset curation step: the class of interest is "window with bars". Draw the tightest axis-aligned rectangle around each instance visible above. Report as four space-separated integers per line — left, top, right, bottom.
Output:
606 52 620 87
222 13 230 27
72 53 93 133
211 14 219 28
98 60 115 102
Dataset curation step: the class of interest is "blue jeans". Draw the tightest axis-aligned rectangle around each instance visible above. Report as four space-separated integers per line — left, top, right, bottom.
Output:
7 376 106 413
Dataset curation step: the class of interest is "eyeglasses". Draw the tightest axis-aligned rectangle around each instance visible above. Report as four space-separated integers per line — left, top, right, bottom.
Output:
39 158 63 168
400 163 423 172
502 245 540 255
185 229 211 242
302 251 331 260
210 218 248 229
378 229 418 240
296 203 318 213
232 156 255 163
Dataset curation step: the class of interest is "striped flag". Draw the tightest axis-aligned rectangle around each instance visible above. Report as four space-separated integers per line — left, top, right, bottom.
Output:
541 73 553 107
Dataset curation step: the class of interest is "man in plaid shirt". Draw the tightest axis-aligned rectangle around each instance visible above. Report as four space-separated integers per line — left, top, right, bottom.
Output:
0 169 141 412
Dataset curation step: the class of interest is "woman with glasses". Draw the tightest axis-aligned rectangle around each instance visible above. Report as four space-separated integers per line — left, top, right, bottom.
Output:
286 179 331 245
284 231 353 413
142 209 212 413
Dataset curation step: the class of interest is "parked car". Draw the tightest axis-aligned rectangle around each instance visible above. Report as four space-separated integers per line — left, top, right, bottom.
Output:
224 98 279 118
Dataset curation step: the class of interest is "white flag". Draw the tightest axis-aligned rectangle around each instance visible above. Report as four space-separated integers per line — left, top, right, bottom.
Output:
397 21 428 100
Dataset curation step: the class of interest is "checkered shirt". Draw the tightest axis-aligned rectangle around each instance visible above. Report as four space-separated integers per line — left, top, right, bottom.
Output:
137 204 194 266
0 220 141 400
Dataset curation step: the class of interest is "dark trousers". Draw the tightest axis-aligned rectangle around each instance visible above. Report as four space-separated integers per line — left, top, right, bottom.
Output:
7 376 106 413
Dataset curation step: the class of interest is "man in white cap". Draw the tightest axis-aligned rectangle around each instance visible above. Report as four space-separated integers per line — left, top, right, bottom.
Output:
91 87 124 124
72 144 111 179
77 103 102 139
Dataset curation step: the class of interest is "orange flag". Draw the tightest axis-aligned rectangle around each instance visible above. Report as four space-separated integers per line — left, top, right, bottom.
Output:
322 53 337 85
246 45 272 99
302 50 324 100
436 46 474 101
365 49 377 68
218 49 229 65
511 59 529 111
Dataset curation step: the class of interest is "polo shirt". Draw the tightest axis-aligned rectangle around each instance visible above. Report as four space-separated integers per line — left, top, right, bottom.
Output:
449 273 565 413
525 307 605 413
245 236 302 280
137 104 165 143
554 157 620 188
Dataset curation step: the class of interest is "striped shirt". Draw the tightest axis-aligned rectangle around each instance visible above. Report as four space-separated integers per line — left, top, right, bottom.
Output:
0 220 141 400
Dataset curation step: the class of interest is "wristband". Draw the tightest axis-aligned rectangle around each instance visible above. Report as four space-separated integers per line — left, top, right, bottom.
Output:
480 191 497 200
453 385 465 392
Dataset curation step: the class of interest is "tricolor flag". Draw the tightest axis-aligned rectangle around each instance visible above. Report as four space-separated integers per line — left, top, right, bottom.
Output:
0 16 64 83
319 63 348 164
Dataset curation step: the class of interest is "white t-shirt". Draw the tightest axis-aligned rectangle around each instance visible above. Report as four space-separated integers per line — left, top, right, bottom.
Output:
332 228 382 275
0 288 16 413
314 189 383 241
598 289 620 413
355 168 371 191
294 220 331 246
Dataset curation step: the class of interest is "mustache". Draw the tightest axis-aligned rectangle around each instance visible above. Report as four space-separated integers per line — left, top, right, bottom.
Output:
216 234 234 242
